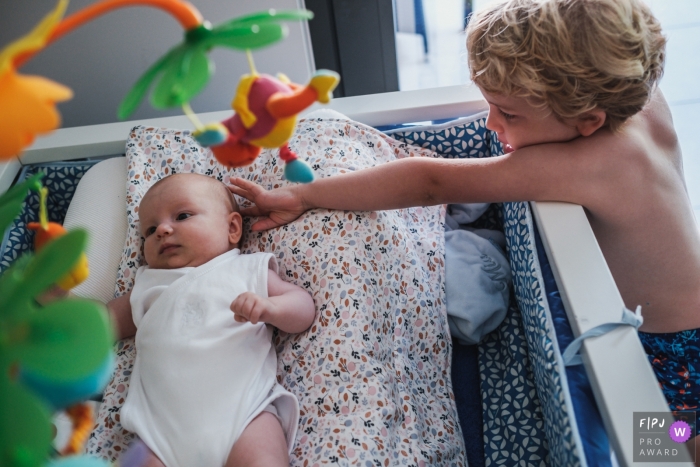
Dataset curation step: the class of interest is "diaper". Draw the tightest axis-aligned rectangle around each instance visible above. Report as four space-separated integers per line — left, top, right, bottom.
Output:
246 384 300 454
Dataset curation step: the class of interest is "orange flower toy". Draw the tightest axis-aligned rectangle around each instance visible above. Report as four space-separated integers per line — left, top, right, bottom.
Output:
0 0 73 160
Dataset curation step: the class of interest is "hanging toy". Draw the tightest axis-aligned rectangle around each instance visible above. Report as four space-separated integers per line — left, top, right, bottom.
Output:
58 404 95 456
27 187 89 290
0 0 73 161
20 185 112 462
191 51 339 183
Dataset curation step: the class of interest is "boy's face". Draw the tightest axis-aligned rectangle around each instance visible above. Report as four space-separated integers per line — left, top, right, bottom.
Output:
139 176 241 270
481 89 581 152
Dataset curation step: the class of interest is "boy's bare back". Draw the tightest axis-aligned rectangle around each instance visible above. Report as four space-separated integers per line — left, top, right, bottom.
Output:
530 89 700 333
585 91 700 333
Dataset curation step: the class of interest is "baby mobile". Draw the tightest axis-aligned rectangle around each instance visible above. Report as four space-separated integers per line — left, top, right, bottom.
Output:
0 1 338 466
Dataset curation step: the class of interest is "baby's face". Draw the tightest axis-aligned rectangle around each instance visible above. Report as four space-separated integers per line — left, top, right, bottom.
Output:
481 89 581 152
139 176 239 269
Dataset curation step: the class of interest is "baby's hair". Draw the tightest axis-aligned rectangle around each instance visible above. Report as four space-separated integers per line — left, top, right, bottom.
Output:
145 173 239 214
466 0 666 131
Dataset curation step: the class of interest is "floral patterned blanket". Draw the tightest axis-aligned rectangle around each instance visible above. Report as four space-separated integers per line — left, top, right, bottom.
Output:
86 117 466 466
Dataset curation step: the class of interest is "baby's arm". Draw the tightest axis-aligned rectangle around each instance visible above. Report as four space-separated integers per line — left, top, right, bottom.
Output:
230 271 315 334
38 286 136 340
107 291 136 340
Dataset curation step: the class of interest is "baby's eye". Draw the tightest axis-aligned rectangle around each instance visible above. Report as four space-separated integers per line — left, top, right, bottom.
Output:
145 226 156 237
176 213 192 221
499 109 516 120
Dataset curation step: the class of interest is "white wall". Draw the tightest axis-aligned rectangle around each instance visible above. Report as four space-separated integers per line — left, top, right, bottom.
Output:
0 0 314 128
472 0 501 12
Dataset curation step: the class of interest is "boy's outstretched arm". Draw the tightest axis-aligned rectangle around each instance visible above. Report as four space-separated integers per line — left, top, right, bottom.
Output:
230 146 590 230
231 271 315 334
229 157 458 230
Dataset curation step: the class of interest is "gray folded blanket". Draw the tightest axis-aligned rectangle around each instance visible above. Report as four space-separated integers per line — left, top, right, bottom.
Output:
445 203 512 345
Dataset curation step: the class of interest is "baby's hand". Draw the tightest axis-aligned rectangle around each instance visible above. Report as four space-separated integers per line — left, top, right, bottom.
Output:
36 285 70 306
230 292 277 325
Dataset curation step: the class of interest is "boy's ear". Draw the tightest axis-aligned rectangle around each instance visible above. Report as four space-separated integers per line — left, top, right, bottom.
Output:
576 110 607 137
228 211 243 245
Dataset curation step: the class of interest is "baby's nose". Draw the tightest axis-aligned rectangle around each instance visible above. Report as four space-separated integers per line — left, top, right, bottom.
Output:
156 223 173 236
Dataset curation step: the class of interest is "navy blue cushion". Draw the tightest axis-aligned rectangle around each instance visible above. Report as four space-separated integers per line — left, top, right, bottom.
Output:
0 160 100 273
389 115 613 466
388 116 550 466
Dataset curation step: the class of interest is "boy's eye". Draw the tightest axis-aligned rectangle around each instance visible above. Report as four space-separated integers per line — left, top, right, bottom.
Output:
145 226 156 237
499 108 516 120
176 213 191 221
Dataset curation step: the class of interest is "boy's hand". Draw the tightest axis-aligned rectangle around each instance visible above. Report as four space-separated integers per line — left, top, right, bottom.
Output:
231 292 277 325
227 177 308 231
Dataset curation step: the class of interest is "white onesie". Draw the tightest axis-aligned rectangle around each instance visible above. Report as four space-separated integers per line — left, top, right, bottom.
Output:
121 249 299 467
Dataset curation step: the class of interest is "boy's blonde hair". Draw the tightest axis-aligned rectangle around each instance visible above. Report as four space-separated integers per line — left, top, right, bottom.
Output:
467 0 666 130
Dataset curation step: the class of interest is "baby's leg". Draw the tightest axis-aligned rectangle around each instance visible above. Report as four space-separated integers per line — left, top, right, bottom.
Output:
225 411 289 467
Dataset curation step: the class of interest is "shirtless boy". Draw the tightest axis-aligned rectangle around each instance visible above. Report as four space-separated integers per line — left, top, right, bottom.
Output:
229 0 700 426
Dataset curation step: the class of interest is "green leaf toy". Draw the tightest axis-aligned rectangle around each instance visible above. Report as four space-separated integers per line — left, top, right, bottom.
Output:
118 9 314 119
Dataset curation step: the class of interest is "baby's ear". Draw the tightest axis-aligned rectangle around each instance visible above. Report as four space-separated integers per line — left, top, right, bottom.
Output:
576 110 607 137
228 211 243 246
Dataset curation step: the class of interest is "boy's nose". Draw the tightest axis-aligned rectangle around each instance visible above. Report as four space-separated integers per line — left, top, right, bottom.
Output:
485 110 502 133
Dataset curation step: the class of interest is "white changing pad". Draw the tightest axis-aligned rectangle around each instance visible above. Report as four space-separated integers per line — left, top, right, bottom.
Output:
85 121 464 466
62 156 127 304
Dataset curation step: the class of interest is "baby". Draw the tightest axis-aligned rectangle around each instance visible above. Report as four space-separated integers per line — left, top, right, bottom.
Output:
107 173 316 467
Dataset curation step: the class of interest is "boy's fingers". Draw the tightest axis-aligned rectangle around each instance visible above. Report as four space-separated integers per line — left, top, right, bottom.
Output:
251 217 281 231
228 178 266 199
240 205 263 217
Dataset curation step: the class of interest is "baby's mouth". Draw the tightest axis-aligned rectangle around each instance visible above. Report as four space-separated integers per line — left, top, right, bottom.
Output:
159 243 179 254
504 144 514 154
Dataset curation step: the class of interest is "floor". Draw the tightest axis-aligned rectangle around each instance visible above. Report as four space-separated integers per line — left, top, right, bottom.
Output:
396 0 700 220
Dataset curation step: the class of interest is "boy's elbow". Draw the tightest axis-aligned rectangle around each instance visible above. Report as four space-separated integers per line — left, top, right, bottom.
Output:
423 179 440 205
420 160 444 205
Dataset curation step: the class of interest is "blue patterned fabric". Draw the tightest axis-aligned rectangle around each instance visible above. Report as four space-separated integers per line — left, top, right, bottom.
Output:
0 160 100 273
389 115 590 467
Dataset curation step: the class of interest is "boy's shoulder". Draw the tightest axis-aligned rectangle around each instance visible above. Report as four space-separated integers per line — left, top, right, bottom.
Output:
502 91 680 207
561 91 682 209
576 90 678 169
541 90 672 161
